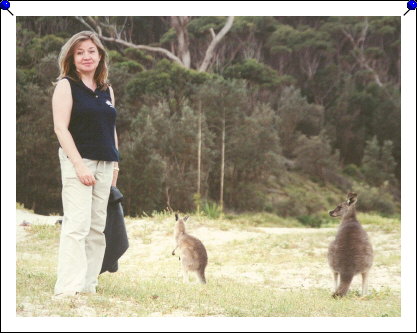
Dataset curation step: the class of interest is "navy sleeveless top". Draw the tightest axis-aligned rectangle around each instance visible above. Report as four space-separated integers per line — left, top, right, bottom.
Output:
64 77 120 162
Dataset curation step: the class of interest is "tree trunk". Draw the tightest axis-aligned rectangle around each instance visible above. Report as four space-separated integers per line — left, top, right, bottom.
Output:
171 16 191 68
127 183 132 216
197 100 202 214
166 186 173 213
199 16 234 72
220 113 226 214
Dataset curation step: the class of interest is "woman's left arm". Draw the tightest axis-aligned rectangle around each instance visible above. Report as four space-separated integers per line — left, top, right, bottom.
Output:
110 86 119 187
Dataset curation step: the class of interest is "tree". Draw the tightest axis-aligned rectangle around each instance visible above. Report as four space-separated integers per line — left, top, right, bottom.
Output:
15 17 401 215
125 59 211 116
75 16 234 72
197 78 247 213
226 103 283 211
361 136 397 187
276 86 324 158
293 133 340 184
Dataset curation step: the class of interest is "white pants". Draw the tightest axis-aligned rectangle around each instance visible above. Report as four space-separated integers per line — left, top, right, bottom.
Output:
54 148 113 295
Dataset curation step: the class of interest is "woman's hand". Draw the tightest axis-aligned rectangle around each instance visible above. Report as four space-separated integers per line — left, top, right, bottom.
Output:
74 161 96 186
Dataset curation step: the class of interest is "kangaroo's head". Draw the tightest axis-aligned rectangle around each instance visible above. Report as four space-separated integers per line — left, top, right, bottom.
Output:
174 213 189 239
329 192 358 218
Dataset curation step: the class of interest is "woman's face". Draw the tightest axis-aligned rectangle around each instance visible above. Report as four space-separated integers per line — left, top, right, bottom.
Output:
73 39 101 75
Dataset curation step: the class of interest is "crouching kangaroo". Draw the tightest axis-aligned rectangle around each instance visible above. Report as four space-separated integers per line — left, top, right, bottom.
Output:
172 214 208 284
328 192 373 298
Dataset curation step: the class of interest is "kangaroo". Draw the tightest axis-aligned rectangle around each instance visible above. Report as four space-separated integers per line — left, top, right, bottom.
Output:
172 214 208 284
328 192 373 298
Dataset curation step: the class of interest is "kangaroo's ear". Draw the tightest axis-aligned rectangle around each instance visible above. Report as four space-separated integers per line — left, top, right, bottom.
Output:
175 213 179 221
184 216 189 222
347 192 358 205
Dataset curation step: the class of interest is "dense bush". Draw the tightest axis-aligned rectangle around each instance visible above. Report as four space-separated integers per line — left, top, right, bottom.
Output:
355 186 398 216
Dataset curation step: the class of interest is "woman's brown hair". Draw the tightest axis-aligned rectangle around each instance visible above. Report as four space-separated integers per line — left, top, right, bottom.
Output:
56 31 109 90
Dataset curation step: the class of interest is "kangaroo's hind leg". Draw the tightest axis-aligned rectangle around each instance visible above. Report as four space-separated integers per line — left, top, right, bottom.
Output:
196 269 206 284
333 272 339 293
333 273 353 298
361 271 369 296
181 258 190 283
181 268 190 283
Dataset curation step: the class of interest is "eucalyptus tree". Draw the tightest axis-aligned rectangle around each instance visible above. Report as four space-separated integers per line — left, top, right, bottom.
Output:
75 16 234 72
196 78 247 212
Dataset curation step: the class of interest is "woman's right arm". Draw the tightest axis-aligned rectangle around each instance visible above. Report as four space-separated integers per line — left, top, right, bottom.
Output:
52 79 96 186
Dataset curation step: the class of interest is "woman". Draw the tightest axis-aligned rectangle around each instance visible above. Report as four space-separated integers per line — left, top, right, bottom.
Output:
52 31 119 297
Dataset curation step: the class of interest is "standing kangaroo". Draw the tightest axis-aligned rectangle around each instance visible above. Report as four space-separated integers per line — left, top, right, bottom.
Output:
172 214 208 284
328 192 373 298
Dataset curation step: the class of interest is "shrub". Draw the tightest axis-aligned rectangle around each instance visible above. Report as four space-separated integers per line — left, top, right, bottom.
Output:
343 164 364 180
202 201 222 219
113 60 144 74
273 198 305 217
355 185 398 215
296 215 322 228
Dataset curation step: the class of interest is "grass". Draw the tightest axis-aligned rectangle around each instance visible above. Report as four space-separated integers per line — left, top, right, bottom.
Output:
16 202 34 213
131 223 153 244
357 213 401 233
25 224 61 241
15 211 401 317
224 212 303 228
214 231 334 266
16 270 400 317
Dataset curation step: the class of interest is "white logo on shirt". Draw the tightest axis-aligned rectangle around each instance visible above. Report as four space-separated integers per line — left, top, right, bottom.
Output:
106 100 115 108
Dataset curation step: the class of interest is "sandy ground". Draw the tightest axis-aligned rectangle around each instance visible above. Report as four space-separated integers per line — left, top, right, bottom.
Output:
16 209 61 242
16 209 401 294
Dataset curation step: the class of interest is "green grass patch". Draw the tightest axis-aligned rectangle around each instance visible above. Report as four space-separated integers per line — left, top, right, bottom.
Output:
16 267 400 317
16 208 401 317
358 213 400 233
375 254 401 267
25 224 61 241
